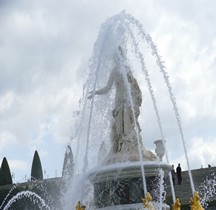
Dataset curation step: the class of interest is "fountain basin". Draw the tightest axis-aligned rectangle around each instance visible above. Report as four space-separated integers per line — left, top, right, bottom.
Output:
88 161 171 209
89 161 171 182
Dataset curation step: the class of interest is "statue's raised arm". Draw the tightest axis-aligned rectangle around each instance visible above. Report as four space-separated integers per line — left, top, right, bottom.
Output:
88 70 115 99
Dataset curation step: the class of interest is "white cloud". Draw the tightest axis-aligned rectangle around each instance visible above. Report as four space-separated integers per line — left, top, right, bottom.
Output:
0 91 16 113
0 131 17 150
171 136 216 171
8 159 28 171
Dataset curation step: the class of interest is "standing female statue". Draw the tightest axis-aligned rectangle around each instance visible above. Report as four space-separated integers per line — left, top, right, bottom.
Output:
88 46 156 163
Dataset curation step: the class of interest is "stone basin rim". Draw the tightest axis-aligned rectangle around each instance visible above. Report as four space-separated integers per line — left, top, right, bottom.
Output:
88 161 171 175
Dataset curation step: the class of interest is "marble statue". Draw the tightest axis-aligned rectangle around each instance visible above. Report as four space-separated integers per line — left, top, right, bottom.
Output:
88 46 156 163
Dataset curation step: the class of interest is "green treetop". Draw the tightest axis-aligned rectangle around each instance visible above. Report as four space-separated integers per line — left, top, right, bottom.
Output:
0 157 13 186
31 150 43 180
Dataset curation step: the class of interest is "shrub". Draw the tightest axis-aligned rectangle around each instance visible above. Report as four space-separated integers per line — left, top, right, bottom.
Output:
31 151 43 180
0 157 13 186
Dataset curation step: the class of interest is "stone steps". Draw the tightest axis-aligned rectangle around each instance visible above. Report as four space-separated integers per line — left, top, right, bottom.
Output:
166 183 193 204
166 166 216 205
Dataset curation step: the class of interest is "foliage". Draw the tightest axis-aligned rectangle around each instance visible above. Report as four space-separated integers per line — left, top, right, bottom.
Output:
0 157 13 186
31 151 43 180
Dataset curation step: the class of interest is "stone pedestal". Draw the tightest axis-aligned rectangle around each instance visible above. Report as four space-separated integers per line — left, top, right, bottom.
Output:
88 162 171 210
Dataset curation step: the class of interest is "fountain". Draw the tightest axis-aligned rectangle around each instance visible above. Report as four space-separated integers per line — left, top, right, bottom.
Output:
2 190 51 210
71 11 177 210
198 172 216 208
0 11 209 210
0 179 61 209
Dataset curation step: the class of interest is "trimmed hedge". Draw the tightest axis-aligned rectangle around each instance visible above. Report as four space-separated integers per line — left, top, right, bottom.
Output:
31 151 43 180
0 157 13 186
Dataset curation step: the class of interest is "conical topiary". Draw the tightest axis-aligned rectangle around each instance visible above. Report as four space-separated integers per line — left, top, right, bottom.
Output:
0 157 13 186
62 145 74 179
31 150 43 180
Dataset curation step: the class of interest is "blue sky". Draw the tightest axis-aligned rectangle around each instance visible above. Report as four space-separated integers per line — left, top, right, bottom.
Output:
0 0 216 182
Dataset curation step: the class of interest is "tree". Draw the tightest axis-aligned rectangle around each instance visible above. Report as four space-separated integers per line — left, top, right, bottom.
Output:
31 150 43 180
0 157 13 186
62 145 74 179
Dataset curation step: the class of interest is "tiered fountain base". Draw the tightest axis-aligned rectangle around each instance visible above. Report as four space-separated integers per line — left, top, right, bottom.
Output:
88 161 171 210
